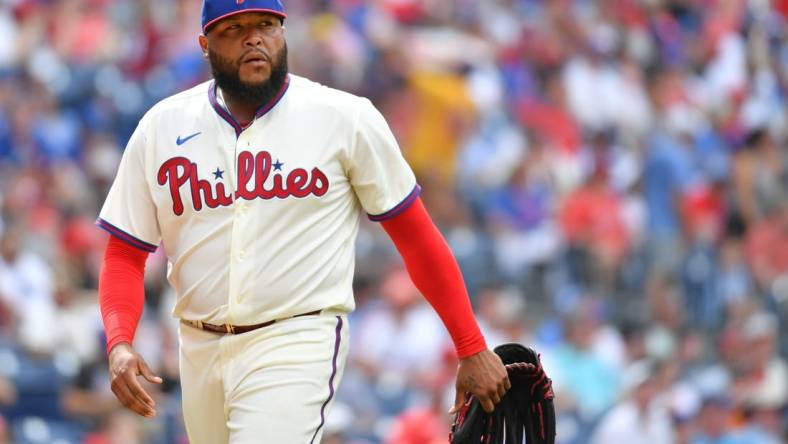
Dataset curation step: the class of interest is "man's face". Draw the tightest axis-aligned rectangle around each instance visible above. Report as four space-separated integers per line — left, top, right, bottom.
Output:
0 232 20 263
699 404 729 437
199 12 288 103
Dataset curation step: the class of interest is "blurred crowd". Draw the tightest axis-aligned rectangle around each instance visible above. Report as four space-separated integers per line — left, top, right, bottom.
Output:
0 0 786 443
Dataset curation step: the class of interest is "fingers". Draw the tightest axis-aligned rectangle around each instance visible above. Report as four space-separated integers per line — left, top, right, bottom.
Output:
108 347 159 418
493 354 510 398
125 368 156 409
479 395 496 413
111 375 156 418
471 383 505 413
449 389 465 414
498 358 511 393
499 377 510 398
139 360 164 385
454 349 512 414
484 376 511 412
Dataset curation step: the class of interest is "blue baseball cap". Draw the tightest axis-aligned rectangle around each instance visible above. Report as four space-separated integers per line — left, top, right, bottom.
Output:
202 0 287 33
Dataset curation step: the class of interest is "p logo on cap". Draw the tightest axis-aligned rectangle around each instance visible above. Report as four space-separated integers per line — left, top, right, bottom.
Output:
202 0 287 33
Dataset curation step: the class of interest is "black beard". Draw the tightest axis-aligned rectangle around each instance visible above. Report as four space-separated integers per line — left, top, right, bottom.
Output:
209 44 288 107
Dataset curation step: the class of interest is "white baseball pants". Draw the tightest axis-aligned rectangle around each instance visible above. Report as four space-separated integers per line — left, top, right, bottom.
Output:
178 312 349 443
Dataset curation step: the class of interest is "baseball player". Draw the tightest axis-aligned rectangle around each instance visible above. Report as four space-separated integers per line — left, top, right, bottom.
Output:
97 1 509 442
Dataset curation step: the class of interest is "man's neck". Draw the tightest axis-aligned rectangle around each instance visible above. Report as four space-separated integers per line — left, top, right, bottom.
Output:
218 87 258 126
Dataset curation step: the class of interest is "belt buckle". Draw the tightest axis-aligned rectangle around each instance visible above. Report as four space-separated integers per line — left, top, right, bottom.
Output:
224 323 235 334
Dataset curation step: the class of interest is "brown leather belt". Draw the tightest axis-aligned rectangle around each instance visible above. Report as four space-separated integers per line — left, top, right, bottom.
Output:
181 310 322 335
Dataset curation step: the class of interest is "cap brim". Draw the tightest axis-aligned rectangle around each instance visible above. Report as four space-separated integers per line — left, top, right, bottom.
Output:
203 9 287 33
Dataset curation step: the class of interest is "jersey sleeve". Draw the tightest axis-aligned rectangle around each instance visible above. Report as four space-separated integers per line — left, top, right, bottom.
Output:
348 98 420 221
96 117 161 253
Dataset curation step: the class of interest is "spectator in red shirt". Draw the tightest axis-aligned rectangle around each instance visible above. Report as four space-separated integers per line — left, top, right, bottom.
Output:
560 163 630 292
746 202 788 289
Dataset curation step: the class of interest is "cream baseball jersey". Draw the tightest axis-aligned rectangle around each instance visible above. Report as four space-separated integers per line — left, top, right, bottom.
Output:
97 74 419 325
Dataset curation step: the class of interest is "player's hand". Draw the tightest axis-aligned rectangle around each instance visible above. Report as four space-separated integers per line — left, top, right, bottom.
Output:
450 349 511 414
108 342 163 418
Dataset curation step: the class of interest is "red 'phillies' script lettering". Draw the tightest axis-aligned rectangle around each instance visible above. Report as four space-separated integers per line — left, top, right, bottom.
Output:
158 151 329 216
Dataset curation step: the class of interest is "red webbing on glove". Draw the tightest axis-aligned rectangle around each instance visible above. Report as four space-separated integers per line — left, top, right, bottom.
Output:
99 236 148 354
381 197 487 358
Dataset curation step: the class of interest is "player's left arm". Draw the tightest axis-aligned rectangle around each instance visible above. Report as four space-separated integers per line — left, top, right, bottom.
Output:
380 198 510 413
346 97 509 412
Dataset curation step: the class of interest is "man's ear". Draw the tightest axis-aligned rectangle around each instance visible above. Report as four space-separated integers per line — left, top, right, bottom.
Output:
198 34 209 58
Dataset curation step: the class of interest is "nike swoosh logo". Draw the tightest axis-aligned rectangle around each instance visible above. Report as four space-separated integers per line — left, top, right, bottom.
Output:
176 132 201 146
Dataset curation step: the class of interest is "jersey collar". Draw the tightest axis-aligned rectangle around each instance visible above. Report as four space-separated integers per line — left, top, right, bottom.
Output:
208 74 291 137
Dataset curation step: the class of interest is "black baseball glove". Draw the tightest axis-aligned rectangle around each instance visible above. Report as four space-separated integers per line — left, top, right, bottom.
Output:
450 343 556 444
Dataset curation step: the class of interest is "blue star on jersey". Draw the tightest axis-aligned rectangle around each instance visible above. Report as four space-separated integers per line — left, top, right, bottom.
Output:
213 168 224 180
273 159 284 171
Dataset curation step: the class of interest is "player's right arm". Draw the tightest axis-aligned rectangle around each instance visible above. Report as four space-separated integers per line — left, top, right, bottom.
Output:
99 236 162 418
96 114 163 418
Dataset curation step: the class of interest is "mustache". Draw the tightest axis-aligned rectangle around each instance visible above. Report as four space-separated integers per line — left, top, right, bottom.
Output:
239 49 271 63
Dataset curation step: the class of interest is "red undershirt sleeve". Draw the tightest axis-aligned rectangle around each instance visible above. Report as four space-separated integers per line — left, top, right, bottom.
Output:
99 235 148 354
380 197 487 358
